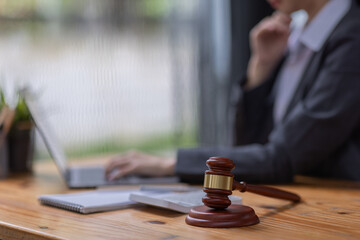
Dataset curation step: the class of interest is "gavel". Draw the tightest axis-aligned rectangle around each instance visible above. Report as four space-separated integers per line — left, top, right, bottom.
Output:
186 157 301 228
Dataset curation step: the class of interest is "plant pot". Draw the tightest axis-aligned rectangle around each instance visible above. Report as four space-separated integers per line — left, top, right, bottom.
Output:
0 136 8 179
8 121 35 173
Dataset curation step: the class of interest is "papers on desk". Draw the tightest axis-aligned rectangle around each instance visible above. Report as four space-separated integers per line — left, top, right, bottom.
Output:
39 186 243 214
130 190 242 213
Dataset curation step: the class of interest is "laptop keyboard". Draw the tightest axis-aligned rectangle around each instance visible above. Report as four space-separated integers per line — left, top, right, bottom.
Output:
69 166 106 186
68 166 179 187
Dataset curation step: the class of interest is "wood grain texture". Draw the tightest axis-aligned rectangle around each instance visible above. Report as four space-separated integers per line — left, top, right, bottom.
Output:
0 158 359 240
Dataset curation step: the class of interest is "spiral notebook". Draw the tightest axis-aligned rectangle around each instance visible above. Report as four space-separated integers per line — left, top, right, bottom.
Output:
39 189 138 214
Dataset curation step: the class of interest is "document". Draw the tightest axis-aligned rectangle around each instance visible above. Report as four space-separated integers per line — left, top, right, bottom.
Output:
130 190 242 213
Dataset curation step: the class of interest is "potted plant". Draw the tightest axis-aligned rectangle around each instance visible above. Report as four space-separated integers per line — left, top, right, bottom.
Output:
6 93 35 173
0 91 10 178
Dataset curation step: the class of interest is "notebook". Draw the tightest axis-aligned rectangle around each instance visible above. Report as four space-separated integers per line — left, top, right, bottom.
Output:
130 190 243 213
39 189 138 214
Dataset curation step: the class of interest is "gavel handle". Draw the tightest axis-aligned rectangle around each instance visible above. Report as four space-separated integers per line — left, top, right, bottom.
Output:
233 181 301 202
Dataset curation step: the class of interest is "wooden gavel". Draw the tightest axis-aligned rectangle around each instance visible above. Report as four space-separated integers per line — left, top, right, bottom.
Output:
186 157 301 228
202 157 301 209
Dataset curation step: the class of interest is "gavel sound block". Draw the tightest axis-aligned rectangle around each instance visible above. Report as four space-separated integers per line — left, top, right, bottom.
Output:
185 157 301 228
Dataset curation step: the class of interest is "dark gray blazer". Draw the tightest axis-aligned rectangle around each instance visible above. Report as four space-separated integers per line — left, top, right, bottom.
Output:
176 2 360 183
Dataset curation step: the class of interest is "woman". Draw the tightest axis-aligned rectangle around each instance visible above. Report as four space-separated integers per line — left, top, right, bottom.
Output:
106 0 360 183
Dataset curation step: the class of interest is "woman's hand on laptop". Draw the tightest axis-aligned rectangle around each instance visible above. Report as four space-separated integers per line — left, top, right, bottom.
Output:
105 150 176 181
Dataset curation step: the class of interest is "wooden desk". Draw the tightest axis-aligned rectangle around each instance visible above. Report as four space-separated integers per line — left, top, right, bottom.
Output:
0 160 359 240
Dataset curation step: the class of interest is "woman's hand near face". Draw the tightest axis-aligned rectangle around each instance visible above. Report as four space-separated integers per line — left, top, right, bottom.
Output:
246 12 291 89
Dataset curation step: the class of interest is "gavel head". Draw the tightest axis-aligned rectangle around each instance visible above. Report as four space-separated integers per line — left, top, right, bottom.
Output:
202 157 235 210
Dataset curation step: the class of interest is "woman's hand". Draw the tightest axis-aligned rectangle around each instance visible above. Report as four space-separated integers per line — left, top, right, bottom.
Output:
105 150 176 181
246 12 291 89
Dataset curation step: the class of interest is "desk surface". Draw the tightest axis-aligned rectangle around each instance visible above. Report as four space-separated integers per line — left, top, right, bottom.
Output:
0 159 359 240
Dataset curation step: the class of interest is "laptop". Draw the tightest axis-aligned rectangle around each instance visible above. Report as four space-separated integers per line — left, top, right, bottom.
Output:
26 96 179 188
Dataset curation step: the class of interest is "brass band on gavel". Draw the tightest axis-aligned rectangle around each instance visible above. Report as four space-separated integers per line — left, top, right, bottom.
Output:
203 174 233 191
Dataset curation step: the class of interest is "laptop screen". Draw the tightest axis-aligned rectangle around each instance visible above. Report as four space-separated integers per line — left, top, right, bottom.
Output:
25 96 68 177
